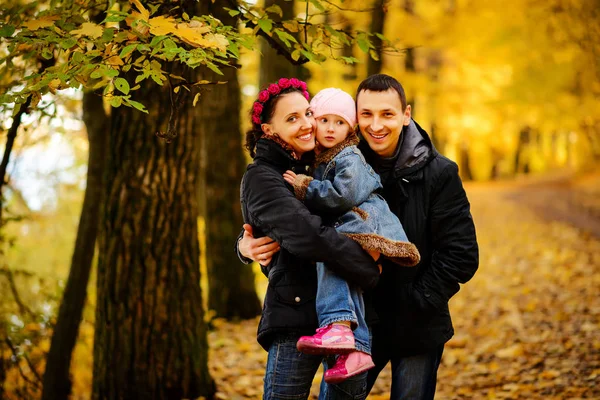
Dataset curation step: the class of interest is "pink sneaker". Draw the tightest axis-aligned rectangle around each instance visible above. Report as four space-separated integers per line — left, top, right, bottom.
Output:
296 324 355 354
324 351 375 384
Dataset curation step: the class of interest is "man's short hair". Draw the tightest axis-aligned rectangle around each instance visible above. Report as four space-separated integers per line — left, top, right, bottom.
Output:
356 74 407 111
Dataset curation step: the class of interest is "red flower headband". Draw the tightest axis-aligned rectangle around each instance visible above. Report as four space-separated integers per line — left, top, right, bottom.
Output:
251 78 309 125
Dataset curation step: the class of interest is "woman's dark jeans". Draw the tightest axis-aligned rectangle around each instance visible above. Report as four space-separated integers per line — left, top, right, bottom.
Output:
264 334 368 400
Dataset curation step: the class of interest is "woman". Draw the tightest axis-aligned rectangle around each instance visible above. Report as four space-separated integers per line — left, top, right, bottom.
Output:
238 78 380 400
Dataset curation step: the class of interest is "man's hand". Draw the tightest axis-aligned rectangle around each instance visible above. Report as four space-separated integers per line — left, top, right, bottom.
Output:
239 224 281 265
283 170 297 186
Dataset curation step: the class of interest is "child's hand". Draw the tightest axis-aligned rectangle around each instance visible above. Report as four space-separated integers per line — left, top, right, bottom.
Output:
283 170 297 185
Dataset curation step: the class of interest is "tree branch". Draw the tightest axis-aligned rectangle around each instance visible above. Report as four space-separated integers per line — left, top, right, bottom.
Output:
226 0 310 65
0 268 37 320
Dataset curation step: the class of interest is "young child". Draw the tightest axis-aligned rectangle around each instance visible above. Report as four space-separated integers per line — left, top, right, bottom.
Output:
282 88 421 383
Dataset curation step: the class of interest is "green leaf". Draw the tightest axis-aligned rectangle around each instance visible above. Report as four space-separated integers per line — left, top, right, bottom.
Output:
102 28 116 43
109 96 122 107
228 9 240 17
300 49 318 63
60 38 77 49
357 37 370 54
90 69 103 79
103 11 128 23
126 99 148 113
275 30 297 47
309 0 325 12
265 5 283 17
227 40 239 58
0 24 16 38
135 73 147 84
105 69 119 78
150 35 167 46
114 77 130 94
206 62 224 76
257 18 272 34
162 38 177 49
120 44 137 58
41 48 53 60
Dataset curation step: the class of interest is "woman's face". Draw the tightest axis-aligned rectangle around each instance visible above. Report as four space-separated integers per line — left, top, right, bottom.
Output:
261 92 315 156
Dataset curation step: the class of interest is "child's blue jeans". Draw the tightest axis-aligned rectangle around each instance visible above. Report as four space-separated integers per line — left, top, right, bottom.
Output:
316 261 371 355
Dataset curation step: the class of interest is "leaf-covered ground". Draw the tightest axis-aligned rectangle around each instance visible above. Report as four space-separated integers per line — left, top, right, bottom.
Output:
208 172 600 399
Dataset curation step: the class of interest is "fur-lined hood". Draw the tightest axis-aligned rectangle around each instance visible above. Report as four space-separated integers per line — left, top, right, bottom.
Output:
315 133 360 166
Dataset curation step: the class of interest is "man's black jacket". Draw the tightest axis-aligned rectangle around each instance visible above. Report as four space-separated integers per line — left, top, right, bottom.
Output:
239 138 380 350
360 119 479 357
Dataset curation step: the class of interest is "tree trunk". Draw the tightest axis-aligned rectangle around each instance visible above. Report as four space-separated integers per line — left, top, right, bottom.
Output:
259 0 309 88
41 92 107 400
515 126 531 174
200 4 261 320
459 144 473 181
92 25 214 400
404 0 416 109
367 0 387 76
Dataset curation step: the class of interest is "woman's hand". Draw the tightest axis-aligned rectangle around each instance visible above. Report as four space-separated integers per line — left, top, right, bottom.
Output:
239 224 281 265
283 170 297 186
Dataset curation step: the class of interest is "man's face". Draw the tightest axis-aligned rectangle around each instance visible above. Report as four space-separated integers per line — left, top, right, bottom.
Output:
356 89 411 157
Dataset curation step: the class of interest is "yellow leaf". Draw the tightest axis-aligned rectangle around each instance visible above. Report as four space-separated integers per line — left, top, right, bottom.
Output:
193 92 200 106
23 14 59 31
195 33 228 52
106 55 124 66
495 344 524 359
71 22 104 39
148 15 178 36
48 78 61 91
130 0 149 21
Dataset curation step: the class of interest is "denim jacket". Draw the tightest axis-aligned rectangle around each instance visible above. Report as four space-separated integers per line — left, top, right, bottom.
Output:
293 134 420 266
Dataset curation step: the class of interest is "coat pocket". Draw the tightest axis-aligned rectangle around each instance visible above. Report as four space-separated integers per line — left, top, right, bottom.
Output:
274 285 315 306
269 269 317 306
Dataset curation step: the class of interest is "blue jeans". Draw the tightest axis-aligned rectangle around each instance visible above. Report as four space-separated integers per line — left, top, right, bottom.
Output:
264 335 368 400
366 344 444 399
316 262 370 354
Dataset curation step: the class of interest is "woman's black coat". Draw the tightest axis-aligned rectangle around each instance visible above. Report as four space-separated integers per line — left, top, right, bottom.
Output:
240 138 380 350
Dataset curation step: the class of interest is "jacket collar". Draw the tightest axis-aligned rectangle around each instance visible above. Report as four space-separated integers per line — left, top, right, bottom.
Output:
359 119 437 179
254 137 310 172
315 133 360 165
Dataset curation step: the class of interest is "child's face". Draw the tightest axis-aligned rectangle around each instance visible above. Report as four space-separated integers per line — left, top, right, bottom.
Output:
315 114 352 148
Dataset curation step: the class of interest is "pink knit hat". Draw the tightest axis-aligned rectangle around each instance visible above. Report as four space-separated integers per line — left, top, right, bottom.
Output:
309 88 357 128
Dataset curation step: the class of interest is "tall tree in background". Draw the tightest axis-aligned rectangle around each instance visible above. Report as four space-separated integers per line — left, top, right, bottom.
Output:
92 2 214 396
259 0 308 88
367 0 387 76
41 92 108 400
200 2 261 320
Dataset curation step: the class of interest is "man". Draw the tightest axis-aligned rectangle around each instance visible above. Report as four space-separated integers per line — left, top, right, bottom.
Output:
239 74 479 399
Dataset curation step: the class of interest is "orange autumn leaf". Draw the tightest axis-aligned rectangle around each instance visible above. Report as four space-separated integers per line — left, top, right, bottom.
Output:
23 14 59 31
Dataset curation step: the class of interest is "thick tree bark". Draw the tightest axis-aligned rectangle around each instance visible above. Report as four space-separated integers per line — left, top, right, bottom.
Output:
92 10 214 398
200 4 261 320
41 92 107 400
259 0 309 88
367 0 387 76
